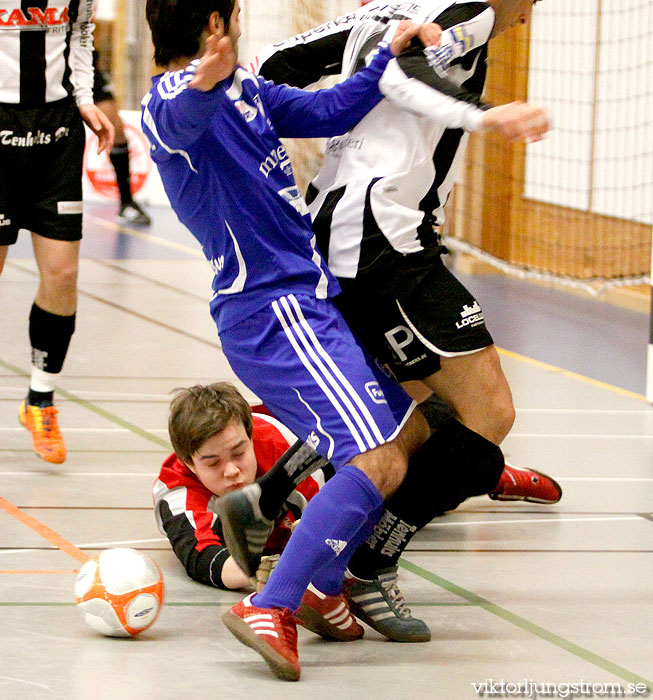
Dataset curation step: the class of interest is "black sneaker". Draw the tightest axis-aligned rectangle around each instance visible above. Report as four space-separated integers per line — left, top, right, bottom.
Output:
118 202 151 226
344 567 431 642
217 483 274 577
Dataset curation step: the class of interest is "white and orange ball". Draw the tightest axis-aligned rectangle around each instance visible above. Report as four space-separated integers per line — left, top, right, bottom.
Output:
74 548 164 637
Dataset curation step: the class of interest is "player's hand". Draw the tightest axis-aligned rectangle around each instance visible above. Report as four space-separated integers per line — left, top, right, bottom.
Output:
251 553 281 592
390 21 420 55
391 21 443 56
481 101 551 143
416 22 442 48
79 103 114 154
189 34 237 91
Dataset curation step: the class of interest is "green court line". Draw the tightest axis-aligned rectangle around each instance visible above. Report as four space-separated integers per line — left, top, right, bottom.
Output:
0 358 171 450
2 449 165 454
2 360 650 686
0 601 476 608
399 559 652 690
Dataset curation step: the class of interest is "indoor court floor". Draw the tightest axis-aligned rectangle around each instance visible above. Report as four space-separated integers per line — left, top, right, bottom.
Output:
1 203 651 699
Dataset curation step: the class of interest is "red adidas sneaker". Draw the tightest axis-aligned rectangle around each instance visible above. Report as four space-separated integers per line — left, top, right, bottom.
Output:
296 583 364 641
222 593 300 681
489 463 562 504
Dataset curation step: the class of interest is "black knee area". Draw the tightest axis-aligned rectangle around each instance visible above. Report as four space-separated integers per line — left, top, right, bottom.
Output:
29 303 76 374
418 394 455 432
387 418 505 527
348 419 505 578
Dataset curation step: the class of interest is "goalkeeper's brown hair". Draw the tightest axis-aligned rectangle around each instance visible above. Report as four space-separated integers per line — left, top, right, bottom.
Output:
168 382 253 465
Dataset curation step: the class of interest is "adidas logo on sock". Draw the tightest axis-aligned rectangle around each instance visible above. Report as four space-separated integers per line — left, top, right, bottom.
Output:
325 538 348 556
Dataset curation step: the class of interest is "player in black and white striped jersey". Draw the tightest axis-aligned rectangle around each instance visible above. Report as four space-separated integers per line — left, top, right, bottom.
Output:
0 1 113 464
249 0 560 642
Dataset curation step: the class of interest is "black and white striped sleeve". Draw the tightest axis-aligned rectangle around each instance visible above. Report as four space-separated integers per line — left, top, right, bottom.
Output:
380 3 495 131
254 9 366 87
69 0 96 106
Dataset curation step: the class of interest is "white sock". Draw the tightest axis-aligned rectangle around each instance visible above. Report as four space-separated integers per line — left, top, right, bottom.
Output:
30 366 58 393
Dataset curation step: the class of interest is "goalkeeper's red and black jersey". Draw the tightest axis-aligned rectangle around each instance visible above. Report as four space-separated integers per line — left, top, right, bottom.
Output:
152 414 326 589
254 0 494 279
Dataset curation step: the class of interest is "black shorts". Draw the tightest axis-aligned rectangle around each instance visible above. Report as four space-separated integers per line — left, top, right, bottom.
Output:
334 246 494 382
0 98 85 245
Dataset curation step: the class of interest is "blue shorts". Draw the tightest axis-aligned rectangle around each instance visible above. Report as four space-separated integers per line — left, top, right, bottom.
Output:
219 293 415 468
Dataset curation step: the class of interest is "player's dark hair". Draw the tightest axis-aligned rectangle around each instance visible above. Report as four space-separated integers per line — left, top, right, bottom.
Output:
168 382 253 465
146 0 236 66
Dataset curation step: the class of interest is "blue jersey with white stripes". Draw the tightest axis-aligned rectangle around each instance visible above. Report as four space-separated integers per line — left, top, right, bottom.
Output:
141 45 393 331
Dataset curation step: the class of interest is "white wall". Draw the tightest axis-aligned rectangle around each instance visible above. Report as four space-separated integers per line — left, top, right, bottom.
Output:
95 0 116 21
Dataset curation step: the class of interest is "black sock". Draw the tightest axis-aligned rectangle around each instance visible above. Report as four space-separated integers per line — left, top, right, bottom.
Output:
257 440 335 521
348 418 504 578
29 304 76 375
27 389 54 406
109 144 133 205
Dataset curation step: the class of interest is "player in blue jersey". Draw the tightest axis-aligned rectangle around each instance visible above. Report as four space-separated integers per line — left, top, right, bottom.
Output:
143 0 446 681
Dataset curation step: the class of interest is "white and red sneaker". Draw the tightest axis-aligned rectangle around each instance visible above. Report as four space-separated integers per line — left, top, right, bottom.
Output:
489 463 562 504
296 583 364 641
222 593 300 681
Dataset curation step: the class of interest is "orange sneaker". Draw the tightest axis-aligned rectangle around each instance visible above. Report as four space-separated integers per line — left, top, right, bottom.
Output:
19 401 67 464
222 593 300 681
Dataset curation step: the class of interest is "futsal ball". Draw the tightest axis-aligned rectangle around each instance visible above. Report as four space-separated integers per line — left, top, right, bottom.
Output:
74 548 164 638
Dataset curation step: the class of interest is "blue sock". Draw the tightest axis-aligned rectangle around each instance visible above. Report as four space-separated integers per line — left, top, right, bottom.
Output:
310 502 385 596
253 465 383 611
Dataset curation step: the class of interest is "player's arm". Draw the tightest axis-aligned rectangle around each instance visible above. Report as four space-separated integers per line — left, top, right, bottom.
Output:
253 20 351 88
262 21 425 139
379 6 495 131
254 0 407 86
156 491 248 590
69 0 114 153
69 0 96 108
382 8 549 141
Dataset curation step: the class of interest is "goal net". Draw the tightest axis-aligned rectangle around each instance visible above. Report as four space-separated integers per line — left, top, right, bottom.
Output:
240 0 653 399
241 0 651 288
240 0 360 192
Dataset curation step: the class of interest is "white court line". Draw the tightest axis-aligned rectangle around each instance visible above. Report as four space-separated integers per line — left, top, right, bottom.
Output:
1 473 651 481
4 429 651 439
85 213 205 258
0 549 44 557
558 477 653 482
1 427 168 434
74 538 168 548
509 434 653 439
428 516 643 527
0 677 53 692
11 429 646 439
516 408 653 414
0 385 173 400
0 540 167 557
0 472 157 476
